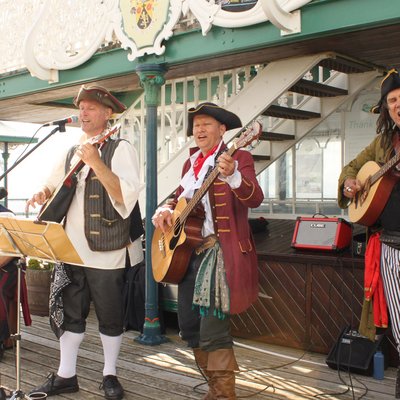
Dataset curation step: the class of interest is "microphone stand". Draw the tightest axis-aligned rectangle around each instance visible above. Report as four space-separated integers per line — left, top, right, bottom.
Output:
0 124 65 182
8 258 25 400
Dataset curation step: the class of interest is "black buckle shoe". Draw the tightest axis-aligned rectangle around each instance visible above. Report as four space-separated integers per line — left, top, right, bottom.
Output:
29 372 79 396
100 375 124 400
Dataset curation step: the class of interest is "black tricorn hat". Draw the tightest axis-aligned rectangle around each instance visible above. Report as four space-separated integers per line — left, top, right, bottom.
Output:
73 85 127 114
187 102 242 136
371 69 400 114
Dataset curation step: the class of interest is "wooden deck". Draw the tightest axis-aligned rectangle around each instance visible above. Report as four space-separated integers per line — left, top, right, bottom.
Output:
0 311 396 400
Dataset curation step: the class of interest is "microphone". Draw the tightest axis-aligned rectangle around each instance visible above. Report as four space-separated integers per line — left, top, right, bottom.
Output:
0 187 8 200
42 115 79 127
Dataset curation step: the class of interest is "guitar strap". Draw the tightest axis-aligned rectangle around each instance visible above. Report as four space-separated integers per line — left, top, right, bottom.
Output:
65 145 78 170
195 147 225 186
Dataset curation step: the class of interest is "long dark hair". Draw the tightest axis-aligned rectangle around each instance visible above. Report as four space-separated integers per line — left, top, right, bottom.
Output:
376 98 396 156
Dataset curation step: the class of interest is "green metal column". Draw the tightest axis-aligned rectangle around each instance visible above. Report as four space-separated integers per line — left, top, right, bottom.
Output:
134 63 168 345
2 143 9 207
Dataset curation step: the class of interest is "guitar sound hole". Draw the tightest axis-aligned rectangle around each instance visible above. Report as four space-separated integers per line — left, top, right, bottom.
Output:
170 219 183 250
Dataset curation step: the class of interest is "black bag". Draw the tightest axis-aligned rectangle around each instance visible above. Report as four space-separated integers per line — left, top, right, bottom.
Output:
123 260 165 333
123 261 146 332
248 217 268 233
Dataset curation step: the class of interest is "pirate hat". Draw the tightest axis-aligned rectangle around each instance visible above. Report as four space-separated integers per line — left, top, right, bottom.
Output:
371 69 400 114
187 102 242 136
73 85 127 114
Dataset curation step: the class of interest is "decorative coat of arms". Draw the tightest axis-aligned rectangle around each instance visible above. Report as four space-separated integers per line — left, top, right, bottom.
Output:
115 0 183 61
17 0 313 82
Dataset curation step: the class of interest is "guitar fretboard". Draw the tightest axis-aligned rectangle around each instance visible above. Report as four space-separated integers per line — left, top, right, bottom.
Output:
370 151 400 186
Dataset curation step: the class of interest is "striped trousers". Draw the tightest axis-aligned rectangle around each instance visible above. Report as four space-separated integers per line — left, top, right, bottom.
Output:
381 243 400 356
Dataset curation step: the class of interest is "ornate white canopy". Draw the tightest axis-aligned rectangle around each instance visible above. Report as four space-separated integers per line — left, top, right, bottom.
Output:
0 0 312 83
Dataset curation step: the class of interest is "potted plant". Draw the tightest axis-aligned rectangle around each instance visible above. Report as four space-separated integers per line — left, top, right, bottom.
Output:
25 258 54 317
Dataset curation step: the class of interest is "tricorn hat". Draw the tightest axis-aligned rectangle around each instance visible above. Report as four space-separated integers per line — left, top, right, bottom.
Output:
73 85 127 114
371 69 400 114
187 102 242 136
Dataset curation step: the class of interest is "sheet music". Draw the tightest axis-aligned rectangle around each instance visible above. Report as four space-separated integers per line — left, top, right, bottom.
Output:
0 215 83 265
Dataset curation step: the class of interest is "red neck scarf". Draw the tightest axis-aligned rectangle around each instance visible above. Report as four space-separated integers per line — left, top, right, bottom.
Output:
193 144 219 179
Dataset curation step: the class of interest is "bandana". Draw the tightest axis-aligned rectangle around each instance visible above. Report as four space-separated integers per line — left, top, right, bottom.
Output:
193 144 219 179
192 242 230 319
49 263 71 339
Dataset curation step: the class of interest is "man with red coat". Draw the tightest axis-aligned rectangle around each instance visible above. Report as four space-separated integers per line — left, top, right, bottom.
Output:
152 103 264 399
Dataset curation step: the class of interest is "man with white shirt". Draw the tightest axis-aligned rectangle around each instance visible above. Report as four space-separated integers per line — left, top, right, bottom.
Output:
26 85 143 400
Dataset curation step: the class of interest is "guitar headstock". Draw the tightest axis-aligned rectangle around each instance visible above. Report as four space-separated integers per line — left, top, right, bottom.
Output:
233 120 263 149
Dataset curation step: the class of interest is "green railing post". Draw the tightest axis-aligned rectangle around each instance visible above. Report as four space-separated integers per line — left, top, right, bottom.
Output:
134 63 168 345
2 142 9 208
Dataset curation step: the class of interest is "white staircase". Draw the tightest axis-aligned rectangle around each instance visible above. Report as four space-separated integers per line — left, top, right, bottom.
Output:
119 52 382 214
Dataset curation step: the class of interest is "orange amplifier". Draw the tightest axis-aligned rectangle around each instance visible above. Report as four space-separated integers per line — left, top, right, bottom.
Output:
291 217 353 251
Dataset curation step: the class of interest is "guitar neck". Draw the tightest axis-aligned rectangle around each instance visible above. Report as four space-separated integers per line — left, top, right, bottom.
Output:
62 124 122 180
370 151 400 185
38 123 121 219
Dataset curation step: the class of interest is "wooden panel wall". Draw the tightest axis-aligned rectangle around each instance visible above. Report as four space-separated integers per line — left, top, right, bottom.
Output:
231 259 307 349
232 256 366 353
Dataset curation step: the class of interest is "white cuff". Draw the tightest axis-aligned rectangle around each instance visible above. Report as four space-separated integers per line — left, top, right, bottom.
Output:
219 161 241 189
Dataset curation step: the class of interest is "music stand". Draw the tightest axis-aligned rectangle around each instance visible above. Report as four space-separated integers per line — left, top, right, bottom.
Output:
0 215 82 399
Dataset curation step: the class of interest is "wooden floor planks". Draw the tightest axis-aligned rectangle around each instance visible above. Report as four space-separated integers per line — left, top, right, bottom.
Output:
0 311 396 399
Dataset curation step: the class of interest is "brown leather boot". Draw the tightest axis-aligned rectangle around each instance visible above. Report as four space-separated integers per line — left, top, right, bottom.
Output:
396 367 400 399
212 371 236 400
207 348 239 400
193 348 215 399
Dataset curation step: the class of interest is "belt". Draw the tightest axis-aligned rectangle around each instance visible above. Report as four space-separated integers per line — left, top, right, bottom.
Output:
195 234 218 255
380 229 400 250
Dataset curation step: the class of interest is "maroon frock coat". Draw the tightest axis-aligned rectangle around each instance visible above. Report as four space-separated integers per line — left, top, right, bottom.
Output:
174 144 264 315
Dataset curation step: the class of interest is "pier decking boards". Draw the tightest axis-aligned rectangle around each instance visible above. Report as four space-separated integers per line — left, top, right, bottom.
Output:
0 310 395 399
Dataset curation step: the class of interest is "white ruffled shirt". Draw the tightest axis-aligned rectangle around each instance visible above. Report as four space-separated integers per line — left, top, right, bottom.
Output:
177 141 242 237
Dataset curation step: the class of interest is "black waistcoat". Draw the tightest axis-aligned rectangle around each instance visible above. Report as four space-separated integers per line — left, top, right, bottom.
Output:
66 139 144 251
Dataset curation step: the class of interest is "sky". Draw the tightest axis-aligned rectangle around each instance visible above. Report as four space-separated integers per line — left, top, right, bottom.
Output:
1 120 81 215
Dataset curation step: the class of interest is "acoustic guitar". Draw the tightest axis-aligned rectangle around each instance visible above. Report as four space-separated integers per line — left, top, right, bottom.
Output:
37 123 121 223
348 151 400 226
151 120 262 284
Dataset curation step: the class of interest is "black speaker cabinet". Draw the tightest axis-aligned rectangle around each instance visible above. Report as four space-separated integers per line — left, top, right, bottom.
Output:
292 217 352 251
326 326 387 376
